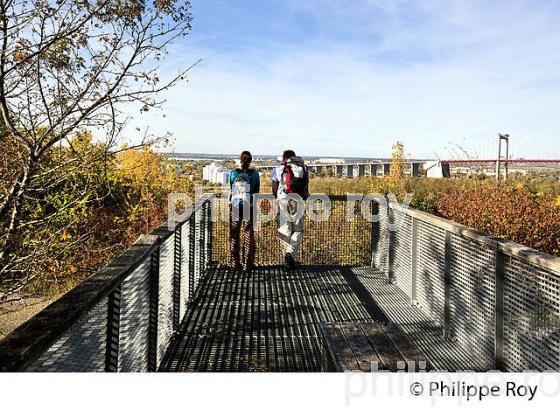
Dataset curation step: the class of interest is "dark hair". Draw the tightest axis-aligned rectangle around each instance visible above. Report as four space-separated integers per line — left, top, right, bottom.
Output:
240 150 252 170
282 150 296 161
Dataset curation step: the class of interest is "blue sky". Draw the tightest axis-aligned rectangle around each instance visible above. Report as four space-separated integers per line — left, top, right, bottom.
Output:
128 0 560 159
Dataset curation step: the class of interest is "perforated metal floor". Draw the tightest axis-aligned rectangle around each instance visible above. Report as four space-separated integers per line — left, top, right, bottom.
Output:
160 266 487 372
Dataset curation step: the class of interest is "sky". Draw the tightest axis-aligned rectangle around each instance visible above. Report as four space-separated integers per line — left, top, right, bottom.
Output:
127 0 560 159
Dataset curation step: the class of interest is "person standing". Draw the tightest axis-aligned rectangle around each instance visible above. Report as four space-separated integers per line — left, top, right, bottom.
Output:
271 150 309 270
229 151 260 272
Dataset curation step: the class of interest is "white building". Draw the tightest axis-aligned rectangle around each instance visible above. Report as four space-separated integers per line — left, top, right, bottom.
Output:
316 158 346 164
215 170 231 186
423 160 450 178
203 163 231 185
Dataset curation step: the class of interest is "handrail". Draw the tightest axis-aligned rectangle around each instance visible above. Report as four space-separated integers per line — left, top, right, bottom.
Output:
2 194 559 372
384 200 560 371
389 202 560 275
0 198 211 372
0 235 159 371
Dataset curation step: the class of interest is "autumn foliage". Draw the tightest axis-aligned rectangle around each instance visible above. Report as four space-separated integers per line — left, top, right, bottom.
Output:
367 175 560 256
0 135 192 298
436 180 560 256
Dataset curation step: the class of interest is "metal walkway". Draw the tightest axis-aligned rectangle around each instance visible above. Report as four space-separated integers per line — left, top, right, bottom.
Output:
160 266 487 372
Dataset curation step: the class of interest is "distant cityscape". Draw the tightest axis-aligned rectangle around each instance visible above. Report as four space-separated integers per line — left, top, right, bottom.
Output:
169 151 560 185
165 152 419 163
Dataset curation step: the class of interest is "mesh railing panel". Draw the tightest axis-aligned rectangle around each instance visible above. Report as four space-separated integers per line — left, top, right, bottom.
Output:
204 200 212 269
503 255 560 371
373 200 560 372
119 258 151 372
179 219 192 319
393 213 413 298
211 197 373 266
157 234 175 366
415 220 446 325
26 298 108 372
448 233 496 369
373 204 389 274
5 200 215 372
194 208 203 285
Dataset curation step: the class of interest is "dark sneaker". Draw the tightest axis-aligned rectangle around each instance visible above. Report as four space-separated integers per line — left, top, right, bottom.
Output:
289 254 296 269
284 253 295 270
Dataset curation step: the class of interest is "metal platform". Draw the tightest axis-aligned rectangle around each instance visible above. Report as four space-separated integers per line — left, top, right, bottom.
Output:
160 265 488 372
3 195 558 373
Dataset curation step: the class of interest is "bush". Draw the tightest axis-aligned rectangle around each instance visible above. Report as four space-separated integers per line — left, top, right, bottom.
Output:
1 139 193 298
436 180 560 255
311 174 560 256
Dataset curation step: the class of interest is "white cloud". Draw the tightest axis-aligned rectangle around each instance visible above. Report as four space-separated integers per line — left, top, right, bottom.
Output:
126 0 560 159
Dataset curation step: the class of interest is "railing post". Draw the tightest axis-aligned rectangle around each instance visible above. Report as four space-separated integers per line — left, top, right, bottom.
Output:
202 200 212 270
443 231 452 338
197 204 205 280
105 284 121 372
173 225 182 331
148 246 160 372
370 201 380 268
188 214 196 301
388 206 396 283
411 217 418 306
198 203 204 272
495 248 506 371
205 200 212 268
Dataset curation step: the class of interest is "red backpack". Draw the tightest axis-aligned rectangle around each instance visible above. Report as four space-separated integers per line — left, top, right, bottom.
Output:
282 156 307 194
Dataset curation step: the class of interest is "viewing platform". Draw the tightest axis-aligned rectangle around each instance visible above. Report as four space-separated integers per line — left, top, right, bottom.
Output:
0 196 559 372
159 265 484 372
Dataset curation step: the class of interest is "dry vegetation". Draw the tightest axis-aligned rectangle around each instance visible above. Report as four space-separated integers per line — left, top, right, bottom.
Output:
1 0 193 302
1 141 192 300
302 173 560 257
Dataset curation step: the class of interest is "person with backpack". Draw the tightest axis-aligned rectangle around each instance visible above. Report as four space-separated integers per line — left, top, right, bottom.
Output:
229 151 260 272
271 150 309 270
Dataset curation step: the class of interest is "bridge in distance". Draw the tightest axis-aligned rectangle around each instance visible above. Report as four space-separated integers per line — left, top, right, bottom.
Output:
171 153 560 178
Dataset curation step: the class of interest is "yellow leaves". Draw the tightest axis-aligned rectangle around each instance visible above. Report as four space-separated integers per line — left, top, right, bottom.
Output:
390 140 407 179
13 50 27 63
111 146 192 235
13 40 31 64
110 0 145 22
61 228 70 241
515 182 525 190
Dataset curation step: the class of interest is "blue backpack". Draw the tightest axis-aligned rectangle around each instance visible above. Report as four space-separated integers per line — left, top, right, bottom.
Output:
231 170 253 207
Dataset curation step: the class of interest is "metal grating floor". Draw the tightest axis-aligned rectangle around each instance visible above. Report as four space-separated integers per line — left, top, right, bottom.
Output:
160 265 488 372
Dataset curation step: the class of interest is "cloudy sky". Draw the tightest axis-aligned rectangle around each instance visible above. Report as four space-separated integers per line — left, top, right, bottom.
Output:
129 0 560 159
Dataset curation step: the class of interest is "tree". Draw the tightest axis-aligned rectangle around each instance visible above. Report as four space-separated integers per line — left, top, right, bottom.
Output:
390 141 407 178
113 147 192 238
0 0 193 299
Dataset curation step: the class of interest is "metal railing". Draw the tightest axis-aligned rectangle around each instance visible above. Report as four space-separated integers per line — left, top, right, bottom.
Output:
0 199 213 372
210 195 373 266
375 201 560 371
1 194 559 372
